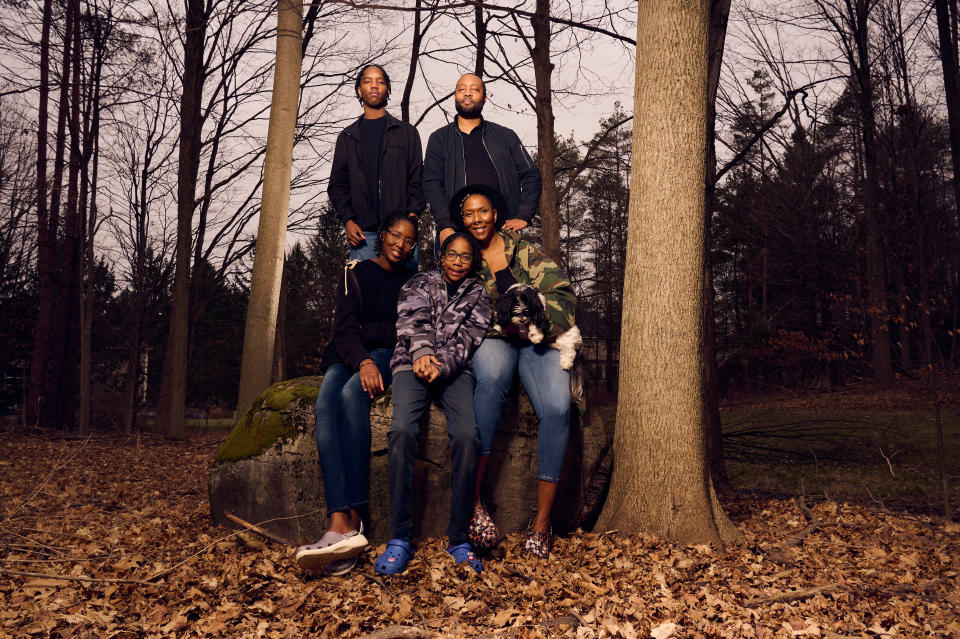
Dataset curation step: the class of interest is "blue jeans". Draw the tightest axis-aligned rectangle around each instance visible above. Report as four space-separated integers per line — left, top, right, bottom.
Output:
473 338 570 482
349 230 419 270
314 348 393 515
387 370 479 544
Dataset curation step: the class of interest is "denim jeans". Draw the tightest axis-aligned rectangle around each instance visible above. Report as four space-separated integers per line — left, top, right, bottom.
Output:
314 348 393 515
473 338 570 482
387 370 479 544
349 230 419 270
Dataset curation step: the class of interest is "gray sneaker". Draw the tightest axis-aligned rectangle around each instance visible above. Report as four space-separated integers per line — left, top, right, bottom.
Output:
294 523 368 571
322 555 358 577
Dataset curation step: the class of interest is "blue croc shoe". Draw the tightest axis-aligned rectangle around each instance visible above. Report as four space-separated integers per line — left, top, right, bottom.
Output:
447 542 483 573
374 539 414 575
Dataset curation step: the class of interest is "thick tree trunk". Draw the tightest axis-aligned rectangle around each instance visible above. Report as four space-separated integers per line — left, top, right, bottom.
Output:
157 0 207 439
850 1 892 385
596 0 740 545
531 0 559 260
703 0 732 494
235 0 303 416
50 0 83 429
27 0 54 428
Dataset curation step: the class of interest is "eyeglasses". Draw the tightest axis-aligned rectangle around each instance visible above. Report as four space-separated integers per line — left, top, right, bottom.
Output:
386 229 416 249
443 250 473 264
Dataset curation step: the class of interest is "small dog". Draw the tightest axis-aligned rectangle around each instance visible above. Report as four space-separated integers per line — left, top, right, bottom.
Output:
493 284 582 371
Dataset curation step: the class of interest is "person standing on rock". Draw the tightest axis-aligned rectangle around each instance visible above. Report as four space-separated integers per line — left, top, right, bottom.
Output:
294 212 417 576
328 64 424 266
374 232 492 575
423 73 541 252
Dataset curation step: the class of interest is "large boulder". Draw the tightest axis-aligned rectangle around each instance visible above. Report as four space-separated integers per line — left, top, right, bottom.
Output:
209 376 612 545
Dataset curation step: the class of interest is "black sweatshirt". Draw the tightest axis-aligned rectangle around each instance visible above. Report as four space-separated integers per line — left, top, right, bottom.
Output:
319 259 415 371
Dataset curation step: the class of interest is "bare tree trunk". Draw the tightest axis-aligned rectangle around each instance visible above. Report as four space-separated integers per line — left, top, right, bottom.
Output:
936 0 960 225
703 0 732 494
596 0 740 545
236 0 303 416
27 0 54 428
51 0 83 430
157 0 208 439
850 0 893 385
400 0 423 123
271 261 288 384
531 0 560 260
474 2 486 76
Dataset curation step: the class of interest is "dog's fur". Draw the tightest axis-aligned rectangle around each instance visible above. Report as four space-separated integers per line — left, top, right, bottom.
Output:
493 284 582 371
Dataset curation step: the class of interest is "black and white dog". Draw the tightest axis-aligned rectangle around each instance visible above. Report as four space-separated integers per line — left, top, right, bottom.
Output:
492 283 582 370
492 284 585 408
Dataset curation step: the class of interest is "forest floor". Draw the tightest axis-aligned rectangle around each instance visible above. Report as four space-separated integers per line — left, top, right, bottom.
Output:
1 381 959 638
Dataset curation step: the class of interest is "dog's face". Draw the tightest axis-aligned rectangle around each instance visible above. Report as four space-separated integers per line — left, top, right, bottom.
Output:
494 284 550 343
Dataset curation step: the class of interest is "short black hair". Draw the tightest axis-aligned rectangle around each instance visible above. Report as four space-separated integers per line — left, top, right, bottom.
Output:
374 212 417 256
355 64 391 104
439 231 482 275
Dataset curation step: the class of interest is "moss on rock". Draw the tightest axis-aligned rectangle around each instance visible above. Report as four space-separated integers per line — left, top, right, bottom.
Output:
215 376 322 463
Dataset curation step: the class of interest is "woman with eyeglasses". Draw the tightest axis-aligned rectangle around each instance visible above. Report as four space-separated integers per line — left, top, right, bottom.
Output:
295 212 418 577
374 232 492 575
455 184 577 559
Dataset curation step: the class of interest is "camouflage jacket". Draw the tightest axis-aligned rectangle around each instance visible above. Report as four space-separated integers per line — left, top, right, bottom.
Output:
478 230 577 341
390 270 493 379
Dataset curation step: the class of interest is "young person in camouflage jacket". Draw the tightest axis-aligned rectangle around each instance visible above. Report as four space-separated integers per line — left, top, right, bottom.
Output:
375 232 493 575
454 183 577 559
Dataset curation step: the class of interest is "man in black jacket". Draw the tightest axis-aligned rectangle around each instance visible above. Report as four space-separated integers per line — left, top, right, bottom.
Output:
423 73 542 246
328 64 424 263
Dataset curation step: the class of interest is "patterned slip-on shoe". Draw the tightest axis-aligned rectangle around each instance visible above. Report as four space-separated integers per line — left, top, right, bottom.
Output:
468 502 503 551
522 525 553 559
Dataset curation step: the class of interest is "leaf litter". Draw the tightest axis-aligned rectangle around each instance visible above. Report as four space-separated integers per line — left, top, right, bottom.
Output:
0 431 957 638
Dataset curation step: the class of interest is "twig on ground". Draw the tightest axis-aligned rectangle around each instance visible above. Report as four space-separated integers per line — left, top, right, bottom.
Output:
0 567 159 586
361 625 440 639
878 447 897 476
224 512 293 546
743 583 844 607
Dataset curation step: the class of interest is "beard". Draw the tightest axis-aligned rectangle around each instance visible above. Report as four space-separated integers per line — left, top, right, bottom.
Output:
455 99 484 119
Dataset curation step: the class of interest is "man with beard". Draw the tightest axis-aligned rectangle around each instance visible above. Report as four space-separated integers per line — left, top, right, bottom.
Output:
423 74 542 247
328 64 424 262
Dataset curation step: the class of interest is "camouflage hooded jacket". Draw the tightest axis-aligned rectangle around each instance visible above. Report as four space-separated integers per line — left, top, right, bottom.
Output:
390 270 493 379
478 230 577 341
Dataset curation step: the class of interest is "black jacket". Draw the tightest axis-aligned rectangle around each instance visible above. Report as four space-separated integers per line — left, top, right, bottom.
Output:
423 119 542 231
327 111 425 231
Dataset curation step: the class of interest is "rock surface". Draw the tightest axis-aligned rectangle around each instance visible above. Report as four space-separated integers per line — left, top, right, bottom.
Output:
209 376 612 545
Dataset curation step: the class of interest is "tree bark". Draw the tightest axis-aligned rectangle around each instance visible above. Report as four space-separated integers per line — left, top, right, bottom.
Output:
27 0 54 428
595 0 740 545
531 0 559 260
474 2 486 76
936 0 960 245
849 0 893 385
400 0 423 123
235 0 303 416
157 0 208 439
703 0 732 494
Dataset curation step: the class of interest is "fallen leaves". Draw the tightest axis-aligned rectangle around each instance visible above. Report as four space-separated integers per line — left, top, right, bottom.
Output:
0 431 958 638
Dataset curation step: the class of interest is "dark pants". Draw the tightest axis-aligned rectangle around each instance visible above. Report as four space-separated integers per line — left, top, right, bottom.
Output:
387 369 479 545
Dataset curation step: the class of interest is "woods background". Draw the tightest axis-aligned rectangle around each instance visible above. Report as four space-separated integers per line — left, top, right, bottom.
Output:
1 0 958 436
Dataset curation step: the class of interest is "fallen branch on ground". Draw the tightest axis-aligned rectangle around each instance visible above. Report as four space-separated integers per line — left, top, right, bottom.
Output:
0 567 158 586
224 512 293 546
743 583 845 607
